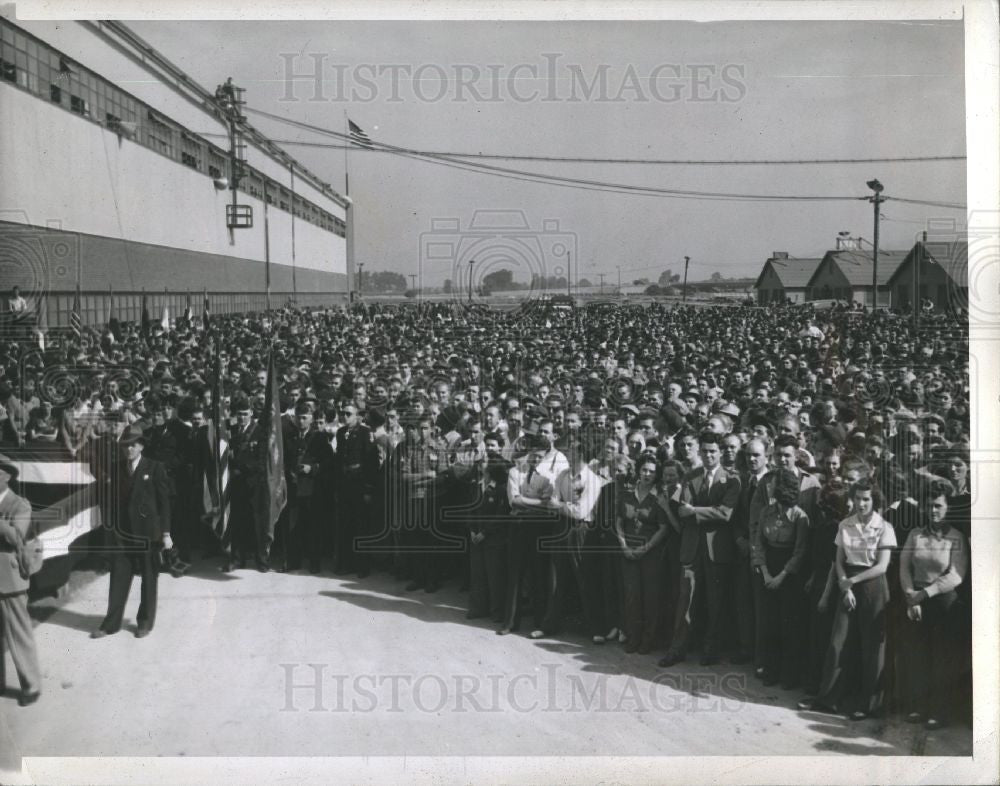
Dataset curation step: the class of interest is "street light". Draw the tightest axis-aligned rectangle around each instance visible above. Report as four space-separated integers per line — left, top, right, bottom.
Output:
866 179 885 309
468 258 475 304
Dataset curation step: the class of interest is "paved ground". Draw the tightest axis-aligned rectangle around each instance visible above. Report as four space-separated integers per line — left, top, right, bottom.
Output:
0 559 971 770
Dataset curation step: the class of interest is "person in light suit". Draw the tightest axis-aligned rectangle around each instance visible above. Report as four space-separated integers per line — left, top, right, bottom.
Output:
91 424 172 639
0 458 42 706
659 430 742 667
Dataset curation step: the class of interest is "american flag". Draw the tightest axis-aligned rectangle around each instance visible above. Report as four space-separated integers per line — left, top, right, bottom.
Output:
348 119 374 149
2 441 104 570
202 343 230 539
69 285 82 337
202 289 211 332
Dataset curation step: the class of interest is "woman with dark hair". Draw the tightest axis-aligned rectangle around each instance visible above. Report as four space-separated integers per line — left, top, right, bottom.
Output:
751 467 809 688
615 454 669 654
798 479 896 720
898 482 969 729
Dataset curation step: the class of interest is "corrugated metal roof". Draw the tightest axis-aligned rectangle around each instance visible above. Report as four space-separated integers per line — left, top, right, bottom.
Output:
754 257 822 290
819 249 908 288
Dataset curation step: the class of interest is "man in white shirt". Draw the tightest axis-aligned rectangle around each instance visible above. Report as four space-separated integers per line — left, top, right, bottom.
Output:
499 440 558 636
536 419 569 482
536 440 607 638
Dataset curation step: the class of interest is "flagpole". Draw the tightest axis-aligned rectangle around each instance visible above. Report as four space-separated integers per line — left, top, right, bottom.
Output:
344 109 354 304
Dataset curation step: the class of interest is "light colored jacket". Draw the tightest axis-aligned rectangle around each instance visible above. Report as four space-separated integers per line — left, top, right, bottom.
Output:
0 489 33 596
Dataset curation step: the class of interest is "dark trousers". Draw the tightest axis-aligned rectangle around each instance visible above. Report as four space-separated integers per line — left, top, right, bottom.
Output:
468 528 507 620
101 550 159 633
582 527 624 638
502 516 556 631
732 550 756 660
659 531 682 651
225 477 259 564
540 518 591 636
817 571 889 714
621 543 665 648
805 582 835 695
288 495 323 571
898 590 966 721
171 469 198 559
758 545 803 686
668 546 730 658
399 494 446 590
336 479 368 574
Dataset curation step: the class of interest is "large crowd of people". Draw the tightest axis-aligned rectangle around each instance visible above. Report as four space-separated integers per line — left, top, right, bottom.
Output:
0 294 972 729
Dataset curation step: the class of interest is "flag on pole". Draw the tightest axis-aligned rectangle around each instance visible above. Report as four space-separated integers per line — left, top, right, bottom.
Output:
141 291 150 338
202 289 211 332
182 290 192 327
348 119 373 149
35 296 48 351
107 287 121 342
160 299 170 332
202 342 230 540
69 285 82 337
261 350 287 531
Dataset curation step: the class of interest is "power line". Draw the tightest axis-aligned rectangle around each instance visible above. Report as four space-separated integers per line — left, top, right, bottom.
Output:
887 196 967 210
196 129 963 166
242 107 968 207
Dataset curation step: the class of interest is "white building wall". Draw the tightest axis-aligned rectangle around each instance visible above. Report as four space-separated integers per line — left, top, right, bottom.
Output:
1 83 345 275
9 18 345 224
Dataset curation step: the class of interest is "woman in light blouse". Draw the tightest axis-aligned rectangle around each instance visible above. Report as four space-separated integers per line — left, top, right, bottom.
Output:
898 482 969 730
798 480 896 720
752 468 809 689
615 455 669 654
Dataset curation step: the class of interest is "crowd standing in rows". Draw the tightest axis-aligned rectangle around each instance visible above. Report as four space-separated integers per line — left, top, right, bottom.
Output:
0 297 972 727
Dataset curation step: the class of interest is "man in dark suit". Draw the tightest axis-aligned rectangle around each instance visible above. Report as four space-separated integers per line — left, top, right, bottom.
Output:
659 430 741 667
227 397 263 571
91 424 172 639
335 401 376 576
0 459 42 705
282 402 331 573
165 397 201 563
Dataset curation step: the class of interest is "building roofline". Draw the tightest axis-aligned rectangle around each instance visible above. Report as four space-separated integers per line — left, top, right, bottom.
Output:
83 20 348 210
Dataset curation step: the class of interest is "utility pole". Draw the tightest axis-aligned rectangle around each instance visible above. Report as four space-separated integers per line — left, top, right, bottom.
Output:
468 259 475 304
682 256 691 303
598 273 606 294
357 263 364 298
867 179 885 309
914 230 925 328
566 250 571 298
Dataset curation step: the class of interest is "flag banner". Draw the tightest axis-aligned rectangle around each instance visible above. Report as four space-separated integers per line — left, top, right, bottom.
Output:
261 351 287 529
35 295 49 351
1 446 101 560
69 287 82 337
141 292 150 337
202 289 211 331
348 119 374 149
201 419 231 540
160 302 170 332
202 342 230 539
107 288 121 342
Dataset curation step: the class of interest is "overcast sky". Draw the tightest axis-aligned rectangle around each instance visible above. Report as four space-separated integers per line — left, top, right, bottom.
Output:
130 19 966 286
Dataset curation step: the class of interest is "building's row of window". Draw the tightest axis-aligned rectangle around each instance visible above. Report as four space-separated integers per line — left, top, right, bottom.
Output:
1 19 346 239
